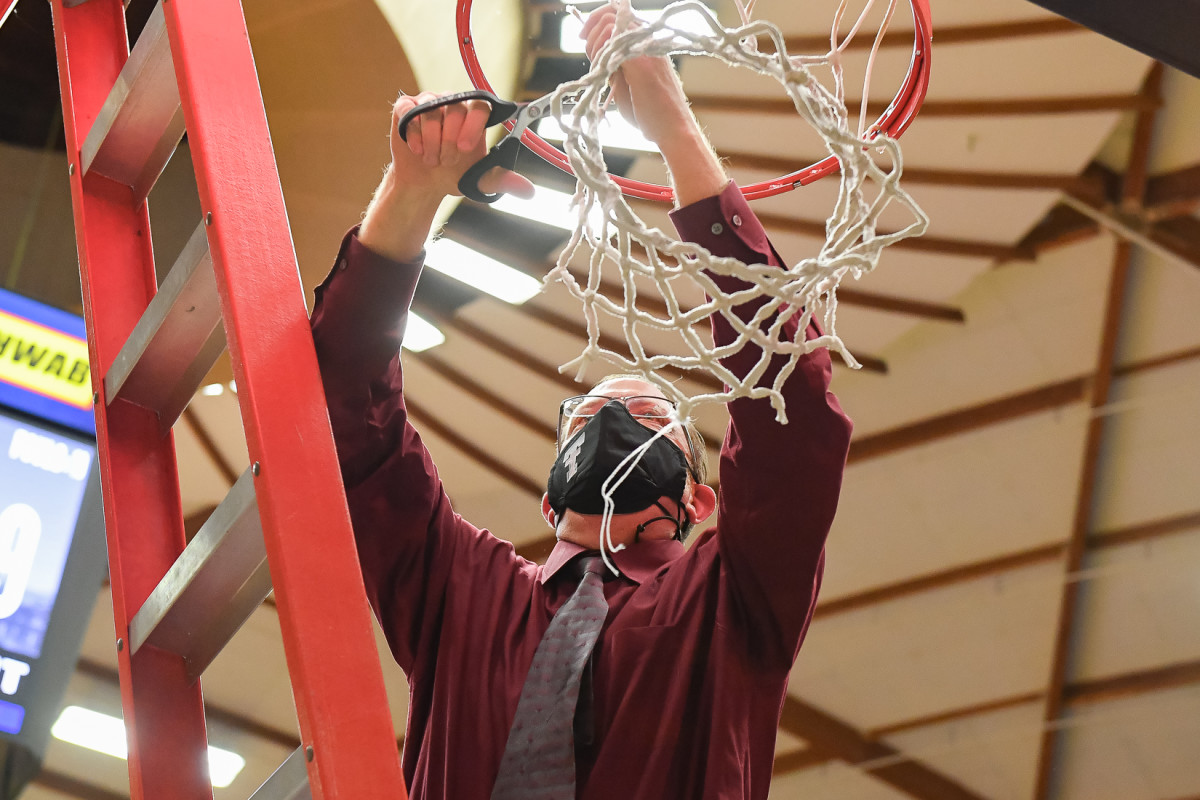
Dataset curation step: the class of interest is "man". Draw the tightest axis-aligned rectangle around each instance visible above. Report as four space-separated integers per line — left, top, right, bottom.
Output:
310 7 853 798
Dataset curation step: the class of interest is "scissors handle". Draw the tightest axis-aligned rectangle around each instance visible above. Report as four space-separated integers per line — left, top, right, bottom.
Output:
457 136 528 204
396 89 518 141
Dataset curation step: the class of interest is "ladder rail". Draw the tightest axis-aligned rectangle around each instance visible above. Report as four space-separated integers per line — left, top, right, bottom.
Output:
50 0 213 797
54 0 409 796
159 0 407 794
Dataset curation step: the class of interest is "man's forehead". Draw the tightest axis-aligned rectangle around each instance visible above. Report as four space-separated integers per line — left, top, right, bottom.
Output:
588 377 664 398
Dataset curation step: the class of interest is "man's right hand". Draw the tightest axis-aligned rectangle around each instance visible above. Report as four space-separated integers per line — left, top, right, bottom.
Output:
359 92 533 262
389 92 533 200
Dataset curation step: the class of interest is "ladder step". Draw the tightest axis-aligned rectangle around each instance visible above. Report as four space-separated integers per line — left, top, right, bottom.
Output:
249 747 311 800
129 468 269 680
104 220 226 430
81 0 184 201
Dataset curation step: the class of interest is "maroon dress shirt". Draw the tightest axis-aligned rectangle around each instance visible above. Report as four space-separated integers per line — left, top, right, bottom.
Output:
310 182 853 800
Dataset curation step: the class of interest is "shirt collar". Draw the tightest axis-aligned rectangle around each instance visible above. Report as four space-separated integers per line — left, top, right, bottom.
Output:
539 537 686 586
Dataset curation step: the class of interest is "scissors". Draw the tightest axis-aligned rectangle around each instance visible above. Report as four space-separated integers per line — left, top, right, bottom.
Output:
397 89 567 204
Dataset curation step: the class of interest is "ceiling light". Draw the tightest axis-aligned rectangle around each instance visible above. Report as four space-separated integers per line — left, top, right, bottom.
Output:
52 706 246 788
559 6 715 54
537 115 658 154
424 239 541 304
490 184 605 233
402 311 446 352
201 383 224 397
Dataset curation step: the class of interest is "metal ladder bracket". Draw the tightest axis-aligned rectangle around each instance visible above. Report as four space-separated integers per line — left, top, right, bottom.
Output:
129 468 269 681
104 220 226 431
81 1 185 201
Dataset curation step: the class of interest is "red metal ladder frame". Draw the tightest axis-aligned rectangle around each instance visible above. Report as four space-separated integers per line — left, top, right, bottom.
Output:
50 0 408 797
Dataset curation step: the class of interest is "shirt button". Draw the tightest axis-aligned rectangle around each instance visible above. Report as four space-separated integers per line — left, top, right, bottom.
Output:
711 223 724 235
732 214 743 227
338 258 348 271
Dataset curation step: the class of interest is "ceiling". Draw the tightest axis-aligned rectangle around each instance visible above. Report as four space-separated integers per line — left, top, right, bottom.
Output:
3 0 1200 798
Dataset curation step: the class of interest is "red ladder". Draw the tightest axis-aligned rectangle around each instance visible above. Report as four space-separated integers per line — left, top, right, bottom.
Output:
49 0 408 797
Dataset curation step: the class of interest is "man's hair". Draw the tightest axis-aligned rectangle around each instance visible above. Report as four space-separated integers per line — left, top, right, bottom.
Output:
591 374 709 487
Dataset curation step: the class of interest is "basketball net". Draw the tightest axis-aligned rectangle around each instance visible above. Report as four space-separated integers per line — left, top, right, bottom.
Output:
543 0 928 426
540 0 928 567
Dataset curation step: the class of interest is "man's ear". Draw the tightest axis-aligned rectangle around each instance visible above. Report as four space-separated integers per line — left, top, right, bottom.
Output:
685 483 717 526
541 493 556 529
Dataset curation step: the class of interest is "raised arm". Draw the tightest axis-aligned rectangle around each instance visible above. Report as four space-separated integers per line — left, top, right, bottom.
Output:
311 93 532 671
584 5 854 665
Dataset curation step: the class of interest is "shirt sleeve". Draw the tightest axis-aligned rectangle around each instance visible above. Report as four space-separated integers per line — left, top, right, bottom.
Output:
310 228 528 676
669 183 854 669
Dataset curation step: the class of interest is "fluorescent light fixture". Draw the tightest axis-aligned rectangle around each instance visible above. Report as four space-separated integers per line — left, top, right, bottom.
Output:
228 380 237 394
424 239 541 304
402 311 446 352
52 706 247 788
201 383 224 397
491 184 608 234
559 6 715 54
537 114 657 154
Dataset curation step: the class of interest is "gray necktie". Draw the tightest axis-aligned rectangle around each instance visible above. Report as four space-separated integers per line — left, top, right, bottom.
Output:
491 556 609 800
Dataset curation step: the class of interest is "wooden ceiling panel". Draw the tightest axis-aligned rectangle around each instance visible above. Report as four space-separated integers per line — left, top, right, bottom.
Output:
1146 67 1200 174
823 408 1088 601
1055 685 1200 800
767 760 927 800
1069 530 1200 682
172 410 240 514
749 0 1057 36
822 304 922 354
201 607 304 743
370 619 415 738
922 34 1152 101
404 354 557 486
183 392 250 479
838 247 992 302
791 558 1065 731
0 142 80 312
1091 360 1200 530
862 113 1124 174
839 235 1116 435
882 700 1045 800
1115 248 1200 366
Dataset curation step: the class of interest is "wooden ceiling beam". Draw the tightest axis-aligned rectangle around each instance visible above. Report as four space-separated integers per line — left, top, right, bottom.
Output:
720 148 1085 193
858 655 1200 745
415 350 555 443
1064 658 1200 706
815 506 1200 622
776 17 1084 53
1033 232 1131 800
1143 162 1200 220
405 398 546 498
1032 61 1163 800
813 543 1066 619
1018 204 1100 254
779 697 987 800
753 210 1029 261
180 406 240 487
848 377 1090 464
75 657 301 750
688 93 1158 119
31 769 130 800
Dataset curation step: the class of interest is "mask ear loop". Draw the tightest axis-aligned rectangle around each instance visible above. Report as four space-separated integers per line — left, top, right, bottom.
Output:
597 417 687 574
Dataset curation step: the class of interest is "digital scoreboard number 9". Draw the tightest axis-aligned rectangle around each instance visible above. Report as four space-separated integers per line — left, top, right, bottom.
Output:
0 503 42 621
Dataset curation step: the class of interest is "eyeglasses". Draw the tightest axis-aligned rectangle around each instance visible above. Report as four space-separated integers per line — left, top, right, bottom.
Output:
556 394 698 476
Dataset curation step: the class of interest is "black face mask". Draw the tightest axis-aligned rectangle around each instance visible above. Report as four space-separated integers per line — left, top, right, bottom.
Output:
547 401 689 519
